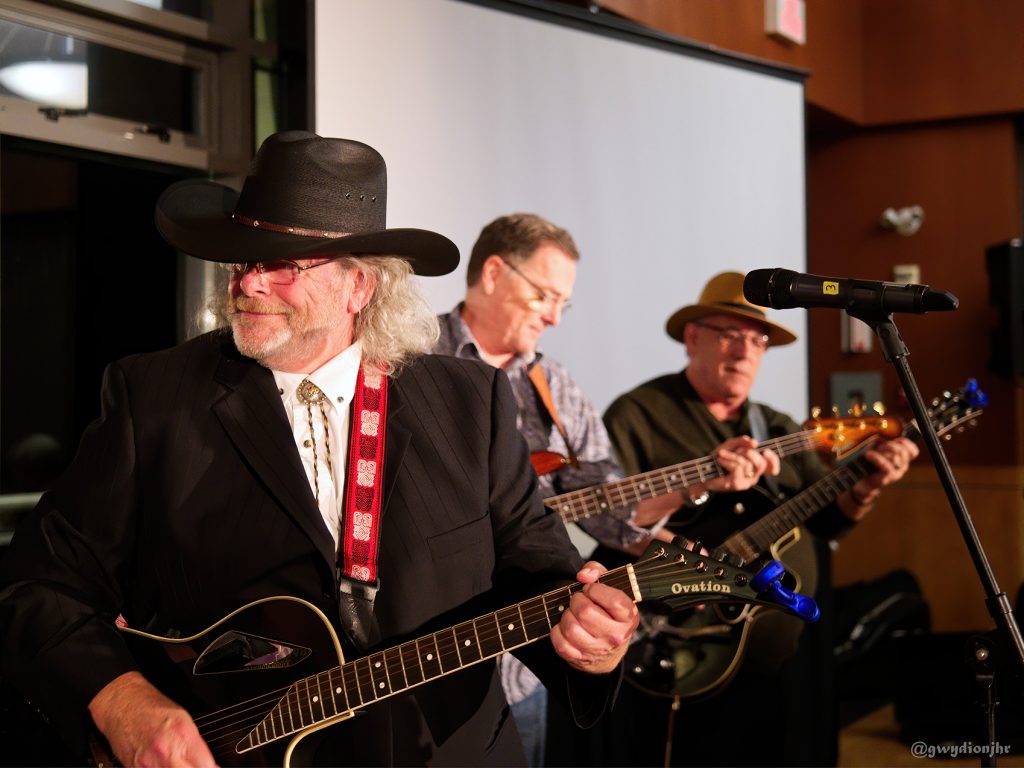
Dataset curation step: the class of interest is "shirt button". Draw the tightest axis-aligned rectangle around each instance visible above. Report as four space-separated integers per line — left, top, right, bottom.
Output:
303 439 312 448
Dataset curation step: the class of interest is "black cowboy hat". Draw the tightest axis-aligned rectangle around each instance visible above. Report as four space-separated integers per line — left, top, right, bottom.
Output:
155 131 459 276
666 271 797 347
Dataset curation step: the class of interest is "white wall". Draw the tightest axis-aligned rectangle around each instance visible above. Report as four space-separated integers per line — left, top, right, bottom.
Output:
315 0 808 417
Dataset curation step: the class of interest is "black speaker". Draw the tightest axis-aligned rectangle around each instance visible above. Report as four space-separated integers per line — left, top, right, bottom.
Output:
986 239 1024 379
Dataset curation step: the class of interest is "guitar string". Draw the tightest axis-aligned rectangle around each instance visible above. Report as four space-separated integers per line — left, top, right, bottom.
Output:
550 424 890 523
188 556 732 753
189 564 646 743
549 430 816 517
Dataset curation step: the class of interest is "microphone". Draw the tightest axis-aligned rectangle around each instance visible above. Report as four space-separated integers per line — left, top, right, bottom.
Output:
743 268 958 314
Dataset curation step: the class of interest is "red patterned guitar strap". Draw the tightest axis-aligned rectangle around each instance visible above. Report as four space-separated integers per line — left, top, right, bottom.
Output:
340 365 388 584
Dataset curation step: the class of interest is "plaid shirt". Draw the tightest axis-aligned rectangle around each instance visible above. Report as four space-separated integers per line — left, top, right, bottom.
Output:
435 307 648 549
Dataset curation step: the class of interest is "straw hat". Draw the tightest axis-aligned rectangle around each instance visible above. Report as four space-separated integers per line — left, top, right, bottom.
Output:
665 271 797 347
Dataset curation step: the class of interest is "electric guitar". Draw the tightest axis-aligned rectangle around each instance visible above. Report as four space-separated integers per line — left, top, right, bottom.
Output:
87 539 816 767
541 413 902 525
625 379 987 701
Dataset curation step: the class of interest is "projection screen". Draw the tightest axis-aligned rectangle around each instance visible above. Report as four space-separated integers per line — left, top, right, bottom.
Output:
314 0 808 418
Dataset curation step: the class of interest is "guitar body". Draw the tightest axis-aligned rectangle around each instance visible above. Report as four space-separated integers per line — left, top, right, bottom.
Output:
626 488 817 700
85 545 815 766
100 597 348 767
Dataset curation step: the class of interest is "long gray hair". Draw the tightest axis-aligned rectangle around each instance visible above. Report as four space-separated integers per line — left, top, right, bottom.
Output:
340 255 439 376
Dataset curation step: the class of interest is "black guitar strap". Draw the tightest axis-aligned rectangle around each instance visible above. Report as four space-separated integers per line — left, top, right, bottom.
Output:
748 402 783 500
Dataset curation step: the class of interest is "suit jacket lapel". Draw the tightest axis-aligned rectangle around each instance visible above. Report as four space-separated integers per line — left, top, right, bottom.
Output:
211 347 337 569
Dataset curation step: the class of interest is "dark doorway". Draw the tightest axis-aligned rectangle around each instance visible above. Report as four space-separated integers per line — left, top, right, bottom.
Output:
1 139 195 494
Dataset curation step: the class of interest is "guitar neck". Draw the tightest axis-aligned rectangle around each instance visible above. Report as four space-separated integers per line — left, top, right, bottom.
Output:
724 453 875 560
725 421 925 560
547 430 817 525
239 566 640 753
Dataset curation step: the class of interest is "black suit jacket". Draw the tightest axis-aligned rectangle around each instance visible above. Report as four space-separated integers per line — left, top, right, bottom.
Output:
0 331 614 765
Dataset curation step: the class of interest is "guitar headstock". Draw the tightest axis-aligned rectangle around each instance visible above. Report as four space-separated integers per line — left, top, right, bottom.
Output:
926 378 988 440
629 537 819 621
801 412 904 458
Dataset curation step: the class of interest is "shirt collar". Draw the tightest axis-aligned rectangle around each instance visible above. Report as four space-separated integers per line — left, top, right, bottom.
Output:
442 303 543 371
273 341 363 411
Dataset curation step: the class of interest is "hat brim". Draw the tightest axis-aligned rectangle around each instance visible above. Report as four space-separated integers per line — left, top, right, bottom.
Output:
155 179 459 276
666 303 797 347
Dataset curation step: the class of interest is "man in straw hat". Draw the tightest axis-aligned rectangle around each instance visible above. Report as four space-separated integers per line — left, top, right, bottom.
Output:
584 270 917 767
0 131 637 767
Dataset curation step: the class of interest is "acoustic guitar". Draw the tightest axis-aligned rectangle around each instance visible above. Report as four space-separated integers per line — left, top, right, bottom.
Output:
87 538 817 767
625 379 987 701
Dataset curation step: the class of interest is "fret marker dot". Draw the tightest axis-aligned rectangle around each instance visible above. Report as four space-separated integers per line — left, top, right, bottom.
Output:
336 687 342 694
558 605 565 612
312 695 319 703
378 682 385 689
464 639 471 646
374 661 381 668
508 623 515 630
427 653 433 660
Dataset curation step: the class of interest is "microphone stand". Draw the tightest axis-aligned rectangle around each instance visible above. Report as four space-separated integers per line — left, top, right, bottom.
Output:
847 307 1024 767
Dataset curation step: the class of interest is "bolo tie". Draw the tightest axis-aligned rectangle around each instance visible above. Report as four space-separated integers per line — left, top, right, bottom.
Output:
296 378 334 508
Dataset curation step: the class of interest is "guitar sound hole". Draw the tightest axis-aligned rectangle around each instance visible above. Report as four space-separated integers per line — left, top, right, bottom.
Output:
195 631 311 674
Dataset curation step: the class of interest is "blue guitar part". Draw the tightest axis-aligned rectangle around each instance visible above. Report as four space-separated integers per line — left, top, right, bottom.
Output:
751 559 820 622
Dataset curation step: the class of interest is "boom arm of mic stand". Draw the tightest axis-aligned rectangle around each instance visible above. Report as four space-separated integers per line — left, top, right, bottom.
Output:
845 307 1024 675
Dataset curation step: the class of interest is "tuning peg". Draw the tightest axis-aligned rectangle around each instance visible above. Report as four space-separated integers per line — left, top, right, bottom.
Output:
831 406 841 417
872 401 886 416
810 406 822 419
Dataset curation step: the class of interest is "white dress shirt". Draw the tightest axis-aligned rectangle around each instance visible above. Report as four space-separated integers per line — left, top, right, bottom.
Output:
272 342 362 549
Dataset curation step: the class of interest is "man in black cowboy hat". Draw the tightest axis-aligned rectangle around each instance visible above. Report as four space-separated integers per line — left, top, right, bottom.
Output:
0 131 638 767
574 271 917 767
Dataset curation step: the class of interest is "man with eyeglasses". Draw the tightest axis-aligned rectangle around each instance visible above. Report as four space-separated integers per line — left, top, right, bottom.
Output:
0 134 638 767
579 271 918 768
435 213 677 767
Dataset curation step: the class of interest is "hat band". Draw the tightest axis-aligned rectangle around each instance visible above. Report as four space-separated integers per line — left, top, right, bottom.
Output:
716 301 767 319
231 212 352 240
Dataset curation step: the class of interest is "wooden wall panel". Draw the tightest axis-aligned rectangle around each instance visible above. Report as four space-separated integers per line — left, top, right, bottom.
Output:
807 118 1022 466
833 465 1024 631
862 0 1024 125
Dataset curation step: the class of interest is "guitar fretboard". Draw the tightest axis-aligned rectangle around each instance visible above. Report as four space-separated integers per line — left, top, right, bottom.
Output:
546 430 819 524
724 452 877 562
240 569 632 752
724 412 953 562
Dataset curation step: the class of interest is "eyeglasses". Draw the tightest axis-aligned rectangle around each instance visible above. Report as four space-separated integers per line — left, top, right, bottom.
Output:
500 257 572 313
223 256 343 285
696 321 770 351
